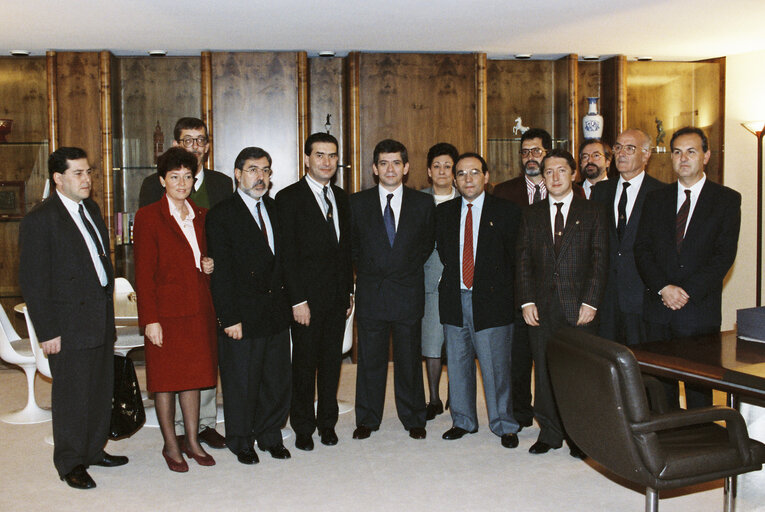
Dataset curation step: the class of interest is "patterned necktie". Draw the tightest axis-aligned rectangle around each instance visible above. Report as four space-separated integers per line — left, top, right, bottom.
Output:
554 202 564 256
78 203 110 284
384 193 396 247
323 185 337 241
676 189 691 252
463 203 474 289
617 181 630 242
256 201 268 242
533 184 542 204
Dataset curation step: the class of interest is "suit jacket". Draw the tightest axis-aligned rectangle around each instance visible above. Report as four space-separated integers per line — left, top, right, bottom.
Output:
275 177 353 313
634 179 741 328
516 196 609 326
206 193 291 338
590 174 664 313
436 193 521 331
493 176 585 208
350 186 435 323
138 168 233 209
19 192 115 350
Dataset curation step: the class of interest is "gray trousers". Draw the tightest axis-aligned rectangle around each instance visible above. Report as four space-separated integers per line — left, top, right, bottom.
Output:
175 387 218 434
444 290 518 436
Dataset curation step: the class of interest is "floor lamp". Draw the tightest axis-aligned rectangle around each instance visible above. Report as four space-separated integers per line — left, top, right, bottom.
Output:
742 121 765 307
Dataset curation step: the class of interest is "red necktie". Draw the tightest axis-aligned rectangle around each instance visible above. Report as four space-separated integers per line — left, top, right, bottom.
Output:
463 203 474 289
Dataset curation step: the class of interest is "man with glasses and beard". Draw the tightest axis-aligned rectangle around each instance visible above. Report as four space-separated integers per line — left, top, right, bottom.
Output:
578 139 612 199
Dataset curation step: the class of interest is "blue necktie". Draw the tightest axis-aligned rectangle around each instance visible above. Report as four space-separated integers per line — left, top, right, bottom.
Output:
384 193 395 247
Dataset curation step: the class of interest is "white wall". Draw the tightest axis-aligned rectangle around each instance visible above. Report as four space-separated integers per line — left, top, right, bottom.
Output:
721 50 765 330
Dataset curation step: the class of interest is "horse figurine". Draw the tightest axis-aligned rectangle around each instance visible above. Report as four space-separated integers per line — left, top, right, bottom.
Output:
512 117 529 135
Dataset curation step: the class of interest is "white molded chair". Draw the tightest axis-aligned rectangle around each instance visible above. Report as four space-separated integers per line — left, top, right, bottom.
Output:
0 304 51 424
23 307 55 445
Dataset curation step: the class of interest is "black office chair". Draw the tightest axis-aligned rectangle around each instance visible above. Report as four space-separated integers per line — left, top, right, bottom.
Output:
547 327 765 512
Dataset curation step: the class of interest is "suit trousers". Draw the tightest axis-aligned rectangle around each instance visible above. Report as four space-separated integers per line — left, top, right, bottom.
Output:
510 309 534 425
444 290 518 436
599 293 647 347
354 316 426 430
290 307 346 436
48 342 113 477
218 329 291 453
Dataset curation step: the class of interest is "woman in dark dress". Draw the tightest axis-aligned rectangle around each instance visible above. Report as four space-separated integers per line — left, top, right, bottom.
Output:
134 148 218 472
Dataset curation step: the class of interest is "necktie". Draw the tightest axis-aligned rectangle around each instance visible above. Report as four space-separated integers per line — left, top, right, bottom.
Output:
533 184 542 204
554 202 564 256
463 203 474 289
384 193 396 247
256 201 269 242
78 203 110 284
323 185 337 241
617 181 630 242
676 189 691 252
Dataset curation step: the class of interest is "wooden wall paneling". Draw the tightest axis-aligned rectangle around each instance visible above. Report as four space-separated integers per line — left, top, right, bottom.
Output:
201 52 214 169
211 52 300 195
475 53 488 158
577 60 602 145
46 51 58 152
552 55 576 153
486 59 554 184
601 56 626 146
345 52 362 193
297 52 309 179
357 53 478 191
310 57 347 189
99 51 115 251
695 57 725 183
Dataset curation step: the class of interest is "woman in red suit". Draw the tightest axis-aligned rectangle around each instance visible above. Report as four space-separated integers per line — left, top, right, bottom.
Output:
134 147 218 472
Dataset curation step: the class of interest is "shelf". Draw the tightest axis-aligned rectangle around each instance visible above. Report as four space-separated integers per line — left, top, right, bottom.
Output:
0 141 49 147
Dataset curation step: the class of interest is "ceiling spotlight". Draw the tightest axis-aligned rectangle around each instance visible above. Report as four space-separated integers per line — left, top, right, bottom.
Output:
514 54 532 60
636 56 653 61
10 50 30 56
318 51 336 57
582 55 600 61
148 50 167 57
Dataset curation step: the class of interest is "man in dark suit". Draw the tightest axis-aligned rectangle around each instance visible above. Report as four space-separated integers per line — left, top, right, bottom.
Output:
275 133 354 451
436 153 522 449
206 147 292 464
591 129 664 346
350 139 434 440
138 117 230 450
635 126 741 409
516 148 608 457
19 147 128 489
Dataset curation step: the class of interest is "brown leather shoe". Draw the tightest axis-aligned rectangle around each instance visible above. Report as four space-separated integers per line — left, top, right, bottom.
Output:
198 427 226 449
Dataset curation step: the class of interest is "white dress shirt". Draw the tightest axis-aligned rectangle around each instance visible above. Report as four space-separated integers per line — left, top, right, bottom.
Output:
677 173 707 234
57 191 108 286
582 176 607 199
194 168 205 192
238 189 274 253
548 191 574 241
168 198 203 270
613 171 646 226
459 192 485 290
305 173 340 242
378 184 403 230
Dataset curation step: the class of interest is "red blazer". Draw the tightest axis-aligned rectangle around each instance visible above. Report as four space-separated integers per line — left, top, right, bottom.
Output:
134 195 209 327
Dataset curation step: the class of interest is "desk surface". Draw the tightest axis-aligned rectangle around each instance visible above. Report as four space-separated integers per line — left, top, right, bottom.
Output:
632 331 765 401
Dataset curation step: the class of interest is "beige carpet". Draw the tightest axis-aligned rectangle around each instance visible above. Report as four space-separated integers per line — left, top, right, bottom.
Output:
0 360 761 512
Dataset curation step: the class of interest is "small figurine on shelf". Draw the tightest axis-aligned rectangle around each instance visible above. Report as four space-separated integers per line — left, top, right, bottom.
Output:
655 118 666 152
512 117 529 135
0 118 13 143
153 121 164 164
325 114 332 134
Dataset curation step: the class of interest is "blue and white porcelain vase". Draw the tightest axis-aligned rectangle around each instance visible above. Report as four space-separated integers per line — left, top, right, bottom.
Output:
582 97 604 140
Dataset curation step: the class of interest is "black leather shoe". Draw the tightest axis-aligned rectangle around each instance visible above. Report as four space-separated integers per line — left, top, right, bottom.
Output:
442 426 476 440
528 440 556 454
61 465 96 490
296 434 314 451
500 433 519 448
408 427 427 439
568 441 587 460
198 427 226 449
260 443 291 459
352 425 373 440
91 452 129 467
319 428 338 446
237 449 259 465
425 400 444 421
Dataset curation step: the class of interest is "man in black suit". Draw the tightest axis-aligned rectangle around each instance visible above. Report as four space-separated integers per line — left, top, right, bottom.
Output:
275 133 353 451
635 126 741 408
591 129 664 346
436 153 522 449
19 147 128 489
350 139 434 440
516 148 608 457
138 117 230 450
206 147 292 464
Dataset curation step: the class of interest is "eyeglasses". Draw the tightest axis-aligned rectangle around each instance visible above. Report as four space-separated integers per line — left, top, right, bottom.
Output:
612 144 648 155
455 169 483 179
519 148 545 158
242 165 272 176
579 151 604 161
178 136 209 148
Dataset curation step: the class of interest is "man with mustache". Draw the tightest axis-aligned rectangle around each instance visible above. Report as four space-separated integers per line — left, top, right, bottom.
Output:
591 129 663 346
139 117 232 450
578 139 612 199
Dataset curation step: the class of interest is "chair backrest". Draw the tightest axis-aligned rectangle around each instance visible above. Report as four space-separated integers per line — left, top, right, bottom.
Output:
548 327 657 486
342 287 356 354
0 304 27 364
23 307 51 378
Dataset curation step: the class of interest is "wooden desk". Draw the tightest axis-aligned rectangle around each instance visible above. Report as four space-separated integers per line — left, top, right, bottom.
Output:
632 331 765 402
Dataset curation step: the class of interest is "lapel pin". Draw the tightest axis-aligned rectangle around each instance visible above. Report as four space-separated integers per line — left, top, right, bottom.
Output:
489 221 494 226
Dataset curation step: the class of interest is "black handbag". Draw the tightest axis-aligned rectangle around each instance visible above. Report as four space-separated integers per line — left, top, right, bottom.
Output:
110 354 146 439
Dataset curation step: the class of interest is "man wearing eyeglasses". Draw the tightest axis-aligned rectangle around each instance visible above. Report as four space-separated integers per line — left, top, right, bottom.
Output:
436 153 522 449
139 117 232 450
206 147 292 464
591 129 664 346
578 139 612 199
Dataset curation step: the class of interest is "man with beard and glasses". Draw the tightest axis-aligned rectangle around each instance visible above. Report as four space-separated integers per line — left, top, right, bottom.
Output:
206 147 292 464
578 139 612 199
591 129 663 346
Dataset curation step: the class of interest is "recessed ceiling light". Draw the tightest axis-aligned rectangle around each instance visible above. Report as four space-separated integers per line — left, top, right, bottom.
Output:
636 56 653 61
582 55 600 61
148 50 167 57
318 51 335 57
10 50 30 56
514 54 532 60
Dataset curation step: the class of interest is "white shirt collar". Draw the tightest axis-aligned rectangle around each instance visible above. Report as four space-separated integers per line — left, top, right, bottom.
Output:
549 190 574 208
194 168 206 192
679 173 706 196
56 189 83 214
168 198 195 222
617 170 645 188
379 183 403 201
462 191 486 209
